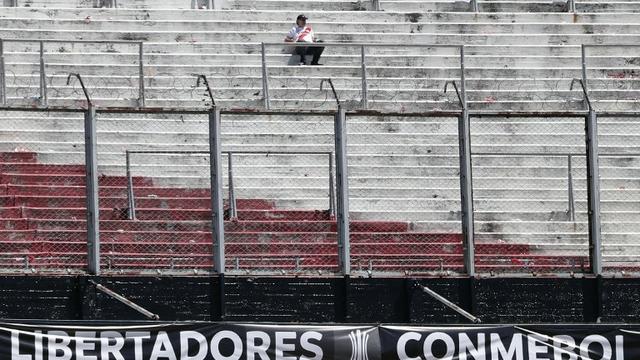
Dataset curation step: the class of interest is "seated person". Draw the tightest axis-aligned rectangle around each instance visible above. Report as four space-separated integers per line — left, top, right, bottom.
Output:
284 14 324 65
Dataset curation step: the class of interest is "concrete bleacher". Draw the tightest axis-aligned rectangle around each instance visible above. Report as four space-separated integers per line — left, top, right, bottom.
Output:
1 2 639 274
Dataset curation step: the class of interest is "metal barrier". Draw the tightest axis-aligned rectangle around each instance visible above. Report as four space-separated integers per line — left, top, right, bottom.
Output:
1 105 640 276
0 39 144 107
125 150 336 221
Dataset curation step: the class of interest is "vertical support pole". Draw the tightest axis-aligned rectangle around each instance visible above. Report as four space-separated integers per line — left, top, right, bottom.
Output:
459 109 475 277
84 106 100 275
261 42 270 110
568 0 576 12
334 106 350 275
581 45 588 91
586 110 602 275
39 41 47 107
0 39 6 106
209 107 226 274
126 151 136 220
228 152 237 220
138 42 145 108
360 45 368 109
458 45 475 276
567 154 575 222
329 152 336 218
371 0 381 10
471 0 479 12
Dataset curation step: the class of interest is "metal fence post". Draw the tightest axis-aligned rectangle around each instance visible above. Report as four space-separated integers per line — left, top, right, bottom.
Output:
227 152 238 220
334 106 350 275
459 109 475 277
459 45 475 276
261 43 271 110
0 39 6 106
567 155 575 222
586 110 602 275
209 107 226 273
39 41 47 107
125 150 137 220
360 45 368 109
329 153 336 218
471 0 479 12
138 42 145 108
84 105 100 275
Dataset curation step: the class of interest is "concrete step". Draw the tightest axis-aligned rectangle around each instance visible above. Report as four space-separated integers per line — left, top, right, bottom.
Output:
6 18 640 35
3 8 640 24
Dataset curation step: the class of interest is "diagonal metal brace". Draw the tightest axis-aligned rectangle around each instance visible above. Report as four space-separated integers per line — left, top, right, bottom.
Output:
195 74 216 107
66 73 92 107
320 78 341 107
415 282 481 323
89 280 160 320
570 78 593 111
444 80 464 108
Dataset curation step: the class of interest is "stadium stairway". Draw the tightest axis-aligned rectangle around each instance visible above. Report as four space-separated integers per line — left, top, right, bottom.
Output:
0 151 592 275
1 8 640 111
0 5 638 274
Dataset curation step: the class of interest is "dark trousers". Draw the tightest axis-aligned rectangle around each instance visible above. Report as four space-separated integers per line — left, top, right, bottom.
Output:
295 40 324 65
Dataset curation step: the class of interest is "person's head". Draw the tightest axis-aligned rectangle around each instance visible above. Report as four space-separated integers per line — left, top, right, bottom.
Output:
296 14 307 27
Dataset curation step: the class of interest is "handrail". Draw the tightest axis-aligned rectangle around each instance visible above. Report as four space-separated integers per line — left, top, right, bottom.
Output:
472 151 580 222
0 38 143 44
125 150 336 221
262 42 463 49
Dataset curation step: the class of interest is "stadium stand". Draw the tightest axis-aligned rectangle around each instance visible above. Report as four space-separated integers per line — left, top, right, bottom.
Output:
0 0 639 275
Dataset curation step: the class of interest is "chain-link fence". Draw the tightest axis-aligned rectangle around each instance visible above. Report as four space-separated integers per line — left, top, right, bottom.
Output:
346 114 463 276
96 111 212 274
598 115 640 275
470 116 590 274
220 113 338 275
0 109 87 273
3 106 640 277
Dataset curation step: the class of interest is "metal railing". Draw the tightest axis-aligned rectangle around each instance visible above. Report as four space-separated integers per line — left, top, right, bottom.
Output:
0 38 144 107
473 152 582 222
125 149 336 221
259 42 465 111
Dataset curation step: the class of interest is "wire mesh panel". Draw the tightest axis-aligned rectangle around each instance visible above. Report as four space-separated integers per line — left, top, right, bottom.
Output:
96 111 213 274
598 116 640 275
346 114 463 276
2 40 141 108
471 116 589 275
0 110 87 273
221 113 338 275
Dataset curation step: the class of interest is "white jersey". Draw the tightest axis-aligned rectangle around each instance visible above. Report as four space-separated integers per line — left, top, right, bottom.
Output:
287 25 315 43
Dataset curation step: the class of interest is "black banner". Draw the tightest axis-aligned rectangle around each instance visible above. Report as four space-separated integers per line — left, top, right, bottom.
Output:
2 322 640 360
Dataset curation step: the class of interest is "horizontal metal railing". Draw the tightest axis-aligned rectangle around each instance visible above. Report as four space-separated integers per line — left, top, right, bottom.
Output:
125 149 336 221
